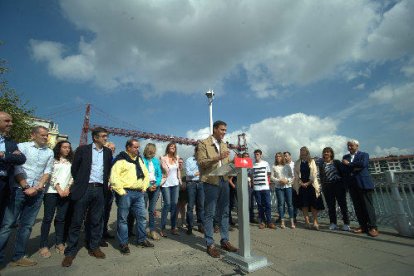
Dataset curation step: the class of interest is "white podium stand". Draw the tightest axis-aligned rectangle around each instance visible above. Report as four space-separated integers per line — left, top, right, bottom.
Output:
209 164 270 273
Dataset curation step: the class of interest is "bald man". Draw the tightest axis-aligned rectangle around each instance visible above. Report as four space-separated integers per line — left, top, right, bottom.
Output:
0 112 26 225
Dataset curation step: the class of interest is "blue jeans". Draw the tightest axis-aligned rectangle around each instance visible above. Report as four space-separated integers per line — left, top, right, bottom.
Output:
203 179 229 246
254 190 272 224
186 181 205 228
147 187 160 231
40 193 70 248
64 185 104 257
161 186 179 229
0 187 44 263
275 187 293 219
115 190 147 245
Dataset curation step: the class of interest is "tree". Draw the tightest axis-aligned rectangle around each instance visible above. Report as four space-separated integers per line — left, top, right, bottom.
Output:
0 58 35 142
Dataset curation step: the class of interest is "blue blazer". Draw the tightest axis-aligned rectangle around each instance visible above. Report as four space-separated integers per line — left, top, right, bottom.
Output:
143 157 162 186
342 151 374 190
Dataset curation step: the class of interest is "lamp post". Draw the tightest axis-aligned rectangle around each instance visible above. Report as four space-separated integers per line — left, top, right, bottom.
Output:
205 89 214 135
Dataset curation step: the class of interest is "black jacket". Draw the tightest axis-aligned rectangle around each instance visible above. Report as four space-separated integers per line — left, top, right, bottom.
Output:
70 144 112 201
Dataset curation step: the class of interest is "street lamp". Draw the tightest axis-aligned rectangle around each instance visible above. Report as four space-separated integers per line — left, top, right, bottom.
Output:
205 89 215 135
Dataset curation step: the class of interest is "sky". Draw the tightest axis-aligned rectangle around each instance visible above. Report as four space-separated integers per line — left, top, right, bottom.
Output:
1 0 413 163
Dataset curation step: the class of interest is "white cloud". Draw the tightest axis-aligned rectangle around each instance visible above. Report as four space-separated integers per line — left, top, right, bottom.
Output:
186 113 349 162
29 0 400 96
369 82 414 113
353 83 365 90
30 39 95 82
373 146 414 157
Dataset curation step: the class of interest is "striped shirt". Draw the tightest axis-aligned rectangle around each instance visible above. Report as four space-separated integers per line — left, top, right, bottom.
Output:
321 162 341 184
252 160 270 191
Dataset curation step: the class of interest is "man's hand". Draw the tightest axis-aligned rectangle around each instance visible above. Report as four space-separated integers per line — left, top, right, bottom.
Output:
195 172 200 176
342 159 349 165
24 187 38 196
148 185 157 192
12 150 22 155
218 150 230 161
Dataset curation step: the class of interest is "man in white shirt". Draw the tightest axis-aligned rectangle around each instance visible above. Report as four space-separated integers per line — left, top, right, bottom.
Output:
0 126 53 267
252 149 275 229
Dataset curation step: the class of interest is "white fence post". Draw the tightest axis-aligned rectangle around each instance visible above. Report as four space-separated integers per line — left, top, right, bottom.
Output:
385 170 414 237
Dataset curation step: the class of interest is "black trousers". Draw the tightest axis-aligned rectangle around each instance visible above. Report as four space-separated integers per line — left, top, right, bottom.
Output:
64 185 104 256
348 179 377 230
0 181 9 225
102 189 114 234
322 181 349 225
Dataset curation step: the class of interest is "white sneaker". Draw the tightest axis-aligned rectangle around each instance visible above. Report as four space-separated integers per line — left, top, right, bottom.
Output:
342 224 351 231
329 223 337 230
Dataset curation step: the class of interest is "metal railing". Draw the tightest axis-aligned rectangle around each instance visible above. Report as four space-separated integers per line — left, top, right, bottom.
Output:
268 171 414 237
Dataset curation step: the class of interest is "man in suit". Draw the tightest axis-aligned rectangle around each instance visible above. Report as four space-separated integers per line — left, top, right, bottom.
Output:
196 120 238 258
342 139 379 237
0 112 26 225
62 127 113 267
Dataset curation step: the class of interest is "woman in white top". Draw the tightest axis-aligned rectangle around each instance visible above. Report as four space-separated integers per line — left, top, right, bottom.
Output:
159 142 182 237
39 141 73 258
271 152 295 229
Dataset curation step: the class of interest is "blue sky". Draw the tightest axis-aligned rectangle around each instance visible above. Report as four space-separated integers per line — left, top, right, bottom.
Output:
1 0 413 162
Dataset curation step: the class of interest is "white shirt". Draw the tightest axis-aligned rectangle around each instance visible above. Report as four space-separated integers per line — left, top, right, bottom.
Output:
46 158 73 193
212 136 222 167
271 164 293 189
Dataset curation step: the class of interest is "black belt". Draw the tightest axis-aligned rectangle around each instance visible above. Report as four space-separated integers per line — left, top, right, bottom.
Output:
89 182 103 187
124 188 143 192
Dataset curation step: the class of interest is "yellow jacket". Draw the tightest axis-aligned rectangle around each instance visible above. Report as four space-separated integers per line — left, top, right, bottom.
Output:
196 136 230 185
109 152 150 196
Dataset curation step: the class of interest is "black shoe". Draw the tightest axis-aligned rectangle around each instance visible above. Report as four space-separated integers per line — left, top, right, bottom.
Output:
103 232 115 239
120 244 130 255
186 228 193 235
138 240 154 248
100 240 109 247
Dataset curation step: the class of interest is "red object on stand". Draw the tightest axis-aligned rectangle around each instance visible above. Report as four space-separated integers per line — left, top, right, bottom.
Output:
234 157 253 168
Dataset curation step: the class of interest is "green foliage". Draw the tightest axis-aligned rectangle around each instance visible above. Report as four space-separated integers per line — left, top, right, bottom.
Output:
0 59 35 142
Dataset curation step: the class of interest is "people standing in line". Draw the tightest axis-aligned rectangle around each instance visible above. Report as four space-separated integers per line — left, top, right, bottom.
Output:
62 127 112 267
110 139 153 255
160 142 182 237
0 112 26 225
176 158 187 228
283 151 297 223
252 149 275 230
185 146 205 235
319 147 350 231
142 143 162 241
342 140 378 237
293 147 324 230
39 141 74 258
0 126 53 267
102 141 116 240
271 152 295 229
196 120 238 258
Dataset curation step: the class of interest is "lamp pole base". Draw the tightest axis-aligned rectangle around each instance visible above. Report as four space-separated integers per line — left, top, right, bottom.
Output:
224 252 271 273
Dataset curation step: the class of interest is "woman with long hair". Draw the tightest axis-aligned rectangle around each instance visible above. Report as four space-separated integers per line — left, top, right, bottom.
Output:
38 141 73 258
293 146 324 230
142 143 163 240
159 142 182 237
271 152 295 229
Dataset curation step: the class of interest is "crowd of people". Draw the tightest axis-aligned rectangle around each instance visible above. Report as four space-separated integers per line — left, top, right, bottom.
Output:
0 111 379 269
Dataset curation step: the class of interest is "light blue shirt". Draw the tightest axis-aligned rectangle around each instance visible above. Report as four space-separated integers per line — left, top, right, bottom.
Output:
185 156 200 181
14 141 54 187
89 143 104 184
0 135 5 153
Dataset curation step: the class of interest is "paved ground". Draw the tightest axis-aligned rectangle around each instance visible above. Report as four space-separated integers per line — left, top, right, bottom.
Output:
1 206 413 276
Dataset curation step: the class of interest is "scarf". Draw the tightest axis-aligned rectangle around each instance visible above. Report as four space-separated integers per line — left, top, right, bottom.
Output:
114 151 145 180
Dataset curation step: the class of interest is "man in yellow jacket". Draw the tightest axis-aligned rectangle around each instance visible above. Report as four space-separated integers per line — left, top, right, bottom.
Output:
110 138 153 255
196 120 238 258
